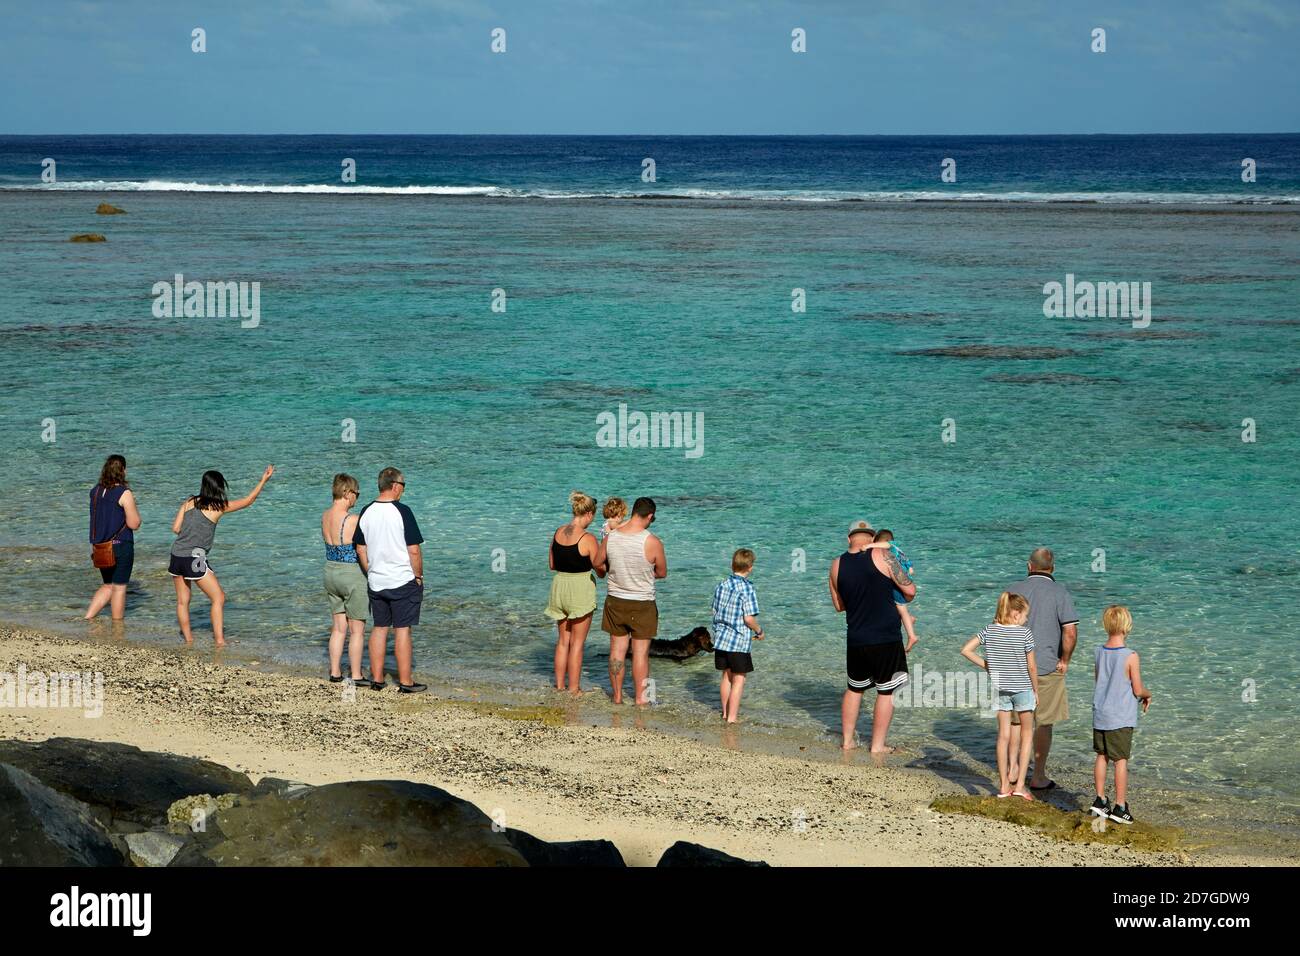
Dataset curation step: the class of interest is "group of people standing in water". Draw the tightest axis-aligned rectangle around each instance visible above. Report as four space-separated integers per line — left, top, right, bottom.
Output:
82 457 937 720
85 456 1152 821
87 454 274 647
87 457 426 692
546 491 668 705
85 458 713 708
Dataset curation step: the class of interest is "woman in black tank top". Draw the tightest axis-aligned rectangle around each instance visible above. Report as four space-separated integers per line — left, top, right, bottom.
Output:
551 535 593 573
545 492 606 694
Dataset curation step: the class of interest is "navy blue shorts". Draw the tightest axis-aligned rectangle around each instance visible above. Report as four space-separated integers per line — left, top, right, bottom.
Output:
98 541 134 585
369 579 423 628
168 551 212 580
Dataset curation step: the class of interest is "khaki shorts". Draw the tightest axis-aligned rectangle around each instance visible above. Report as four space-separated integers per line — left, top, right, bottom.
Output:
325 561 368 621
1011 671 1068 727
601 595 658 640
1093 727 1134 761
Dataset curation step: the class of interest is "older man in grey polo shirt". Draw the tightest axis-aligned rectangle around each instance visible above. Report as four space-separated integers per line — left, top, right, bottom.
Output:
1007 547 1078 792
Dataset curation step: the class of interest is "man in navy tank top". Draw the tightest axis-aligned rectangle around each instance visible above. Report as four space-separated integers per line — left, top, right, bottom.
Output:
829 520 917 752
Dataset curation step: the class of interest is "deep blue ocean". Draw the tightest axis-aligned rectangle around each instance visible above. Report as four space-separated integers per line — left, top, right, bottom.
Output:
2 133 1298 202
1 135 1297 813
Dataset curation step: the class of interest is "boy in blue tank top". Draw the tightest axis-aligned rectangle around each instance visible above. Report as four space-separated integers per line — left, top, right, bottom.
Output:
1091 605 1153 825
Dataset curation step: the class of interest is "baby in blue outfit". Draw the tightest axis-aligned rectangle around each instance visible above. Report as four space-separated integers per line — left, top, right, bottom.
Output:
872 529 918 652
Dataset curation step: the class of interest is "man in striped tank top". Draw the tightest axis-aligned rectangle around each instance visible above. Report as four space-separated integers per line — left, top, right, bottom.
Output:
596 497 668 705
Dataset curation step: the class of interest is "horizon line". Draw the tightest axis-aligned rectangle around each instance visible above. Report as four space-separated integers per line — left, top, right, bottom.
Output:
4 131 1299 138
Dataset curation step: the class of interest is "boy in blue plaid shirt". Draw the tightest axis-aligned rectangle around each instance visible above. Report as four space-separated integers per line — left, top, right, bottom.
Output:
711 548 763 723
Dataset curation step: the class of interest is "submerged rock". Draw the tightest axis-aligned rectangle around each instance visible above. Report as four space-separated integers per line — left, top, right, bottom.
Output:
0 738 254 827
657 841 769 867
930 794 1180 851
69 233 107 242
899 345 1081 360
987 373 1121 385
95 202 127 214
0 763 127 866
170 779 528 867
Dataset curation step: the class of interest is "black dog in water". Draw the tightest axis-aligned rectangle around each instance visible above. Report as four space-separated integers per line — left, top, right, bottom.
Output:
602 627 714 662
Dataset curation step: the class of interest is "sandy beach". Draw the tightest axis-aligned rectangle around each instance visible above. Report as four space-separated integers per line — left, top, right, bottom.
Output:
3 622 1294 867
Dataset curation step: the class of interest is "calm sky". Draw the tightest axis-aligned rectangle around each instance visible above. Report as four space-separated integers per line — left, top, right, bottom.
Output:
2 0 1298 134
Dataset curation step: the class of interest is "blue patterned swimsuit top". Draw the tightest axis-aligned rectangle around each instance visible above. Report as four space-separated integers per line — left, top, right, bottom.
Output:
325 514 358 563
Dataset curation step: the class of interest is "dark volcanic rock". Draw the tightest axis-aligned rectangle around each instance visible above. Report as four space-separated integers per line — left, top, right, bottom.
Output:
0 738 254 827
657 841 768 867
505 828 626 866
0 763 127 866
899 345 1080 360
69 233 107 242
249 776 312 797
171 780 528 867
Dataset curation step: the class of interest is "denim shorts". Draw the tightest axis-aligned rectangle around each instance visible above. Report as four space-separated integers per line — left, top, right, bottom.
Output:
995 689 1037 712
99 540 134 585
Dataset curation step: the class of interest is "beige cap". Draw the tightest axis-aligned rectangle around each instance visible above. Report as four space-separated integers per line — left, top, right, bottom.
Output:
848 520 874 537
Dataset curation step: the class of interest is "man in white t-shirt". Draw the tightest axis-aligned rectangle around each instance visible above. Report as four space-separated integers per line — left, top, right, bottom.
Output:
354 467 426 694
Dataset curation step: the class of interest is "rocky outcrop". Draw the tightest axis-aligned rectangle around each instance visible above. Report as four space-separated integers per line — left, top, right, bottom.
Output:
3 739 639 867
0 763 127 866
505 828 626 866
0 738 254 827
170 779 528 867
95 203 126 214
69 234 106 242
656 841 769 867
124 830 186 867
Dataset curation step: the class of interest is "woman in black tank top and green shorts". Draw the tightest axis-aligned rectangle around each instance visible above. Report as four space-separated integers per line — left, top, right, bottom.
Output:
545 491 606 694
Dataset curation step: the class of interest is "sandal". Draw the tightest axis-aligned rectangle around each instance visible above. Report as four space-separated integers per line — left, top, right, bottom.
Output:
1012 790 1034 801
1030 779 1058 792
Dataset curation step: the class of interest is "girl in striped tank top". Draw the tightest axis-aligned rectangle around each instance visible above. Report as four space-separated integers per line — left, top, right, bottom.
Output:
962 592 1039 800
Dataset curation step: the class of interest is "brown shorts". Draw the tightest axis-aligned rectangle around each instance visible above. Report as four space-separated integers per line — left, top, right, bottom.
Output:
1093 727 1134 761
601 595 658 640
1012 671 1068 727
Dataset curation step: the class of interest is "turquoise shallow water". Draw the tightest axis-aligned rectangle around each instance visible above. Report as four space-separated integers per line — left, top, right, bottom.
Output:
1 189 1298 808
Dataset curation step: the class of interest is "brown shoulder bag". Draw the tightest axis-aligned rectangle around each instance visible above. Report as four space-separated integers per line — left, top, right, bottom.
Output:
91 486 124 569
